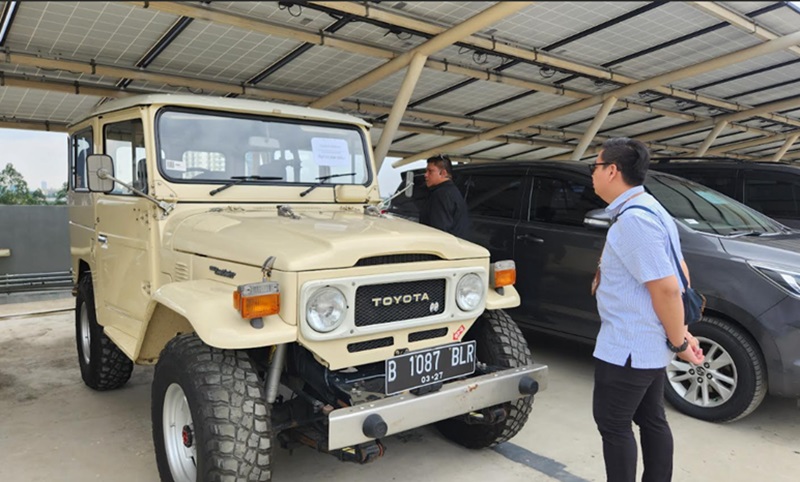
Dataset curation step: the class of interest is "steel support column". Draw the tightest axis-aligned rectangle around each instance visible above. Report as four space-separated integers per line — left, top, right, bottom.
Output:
694 120 728 155
770 133 800 162
373 53 427 170
570 96 617 160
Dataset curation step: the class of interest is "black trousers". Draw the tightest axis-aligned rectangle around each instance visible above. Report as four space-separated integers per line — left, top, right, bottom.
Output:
593 357 673 482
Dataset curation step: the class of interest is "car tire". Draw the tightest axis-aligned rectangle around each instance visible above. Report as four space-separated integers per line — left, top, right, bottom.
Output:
152 333 272 482
75 275 133 390
435 309 534 449
665 316 767 422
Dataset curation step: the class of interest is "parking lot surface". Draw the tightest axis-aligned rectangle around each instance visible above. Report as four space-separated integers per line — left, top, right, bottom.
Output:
1 297 798 481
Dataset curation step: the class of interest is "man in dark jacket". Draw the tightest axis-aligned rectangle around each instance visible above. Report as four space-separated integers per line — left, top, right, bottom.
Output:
419 154 471 238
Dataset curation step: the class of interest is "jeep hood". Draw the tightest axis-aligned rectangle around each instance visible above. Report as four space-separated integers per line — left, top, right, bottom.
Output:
165 209 488 271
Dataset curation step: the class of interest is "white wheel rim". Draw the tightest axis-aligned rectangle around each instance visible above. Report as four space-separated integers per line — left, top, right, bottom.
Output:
79 301 91 366
163 383 197 482
666 336 738 408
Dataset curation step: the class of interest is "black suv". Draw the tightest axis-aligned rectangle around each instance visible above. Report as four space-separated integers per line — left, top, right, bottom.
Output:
389 161 800 423
650 158 800 228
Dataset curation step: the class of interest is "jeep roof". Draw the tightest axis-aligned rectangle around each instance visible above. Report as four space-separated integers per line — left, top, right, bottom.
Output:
70 94 371 128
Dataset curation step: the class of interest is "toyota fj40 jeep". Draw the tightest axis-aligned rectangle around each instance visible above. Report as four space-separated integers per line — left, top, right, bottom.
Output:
68 94 547 481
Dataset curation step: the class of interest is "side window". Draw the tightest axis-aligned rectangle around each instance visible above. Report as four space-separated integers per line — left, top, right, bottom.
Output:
105 119 146 195
531 176 604 226
678 169 738 198
70 127 93 191
463 174 523 220
744 171 800 218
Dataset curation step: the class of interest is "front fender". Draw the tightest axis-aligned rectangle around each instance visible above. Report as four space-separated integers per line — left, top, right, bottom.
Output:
152 279 297 349
485 284 520 310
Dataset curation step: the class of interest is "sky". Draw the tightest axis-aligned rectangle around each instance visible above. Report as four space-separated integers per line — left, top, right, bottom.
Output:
0 128 69 191
0 127 423 196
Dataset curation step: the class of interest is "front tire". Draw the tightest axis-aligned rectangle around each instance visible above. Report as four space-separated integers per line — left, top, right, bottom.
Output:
152 334 272 482
436 309 534 448
75 275 133 390
665 316 767 422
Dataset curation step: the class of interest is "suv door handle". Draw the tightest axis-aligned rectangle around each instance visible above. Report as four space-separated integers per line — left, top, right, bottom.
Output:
97 234 108 245
516 234 543 243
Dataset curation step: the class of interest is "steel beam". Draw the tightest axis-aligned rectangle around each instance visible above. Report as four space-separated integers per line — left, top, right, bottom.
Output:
311 1 800 128
394 28 800 167
309 2 531 109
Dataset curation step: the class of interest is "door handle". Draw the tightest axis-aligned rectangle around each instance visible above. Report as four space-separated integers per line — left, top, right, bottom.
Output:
516 234 544 243
97 235 108 245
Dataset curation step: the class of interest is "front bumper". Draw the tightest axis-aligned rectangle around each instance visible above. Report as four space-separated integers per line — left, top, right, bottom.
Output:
327 363 548 450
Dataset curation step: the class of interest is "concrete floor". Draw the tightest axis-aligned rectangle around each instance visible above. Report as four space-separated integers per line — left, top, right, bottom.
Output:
1 297 798 482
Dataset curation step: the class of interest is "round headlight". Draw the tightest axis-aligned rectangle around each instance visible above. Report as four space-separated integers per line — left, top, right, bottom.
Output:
456 273 484 311
306 287 347 333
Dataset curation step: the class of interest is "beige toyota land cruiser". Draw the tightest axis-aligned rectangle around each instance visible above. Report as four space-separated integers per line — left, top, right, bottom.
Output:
68 94 547 481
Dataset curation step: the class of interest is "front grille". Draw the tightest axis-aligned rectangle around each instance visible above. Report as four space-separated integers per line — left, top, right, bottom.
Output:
356 254 440 267
347 337 394 353
355 279 446 327
409 327 448 342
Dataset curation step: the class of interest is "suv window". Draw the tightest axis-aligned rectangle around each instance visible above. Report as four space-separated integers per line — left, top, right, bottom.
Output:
530 176 604 226
672 168 738 198
463 174 523 219
744 171 800 219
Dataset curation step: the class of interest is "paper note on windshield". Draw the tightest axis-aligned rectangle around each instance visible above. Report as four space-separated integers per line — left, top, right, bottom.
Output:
697 191 726 205
312 138 350 167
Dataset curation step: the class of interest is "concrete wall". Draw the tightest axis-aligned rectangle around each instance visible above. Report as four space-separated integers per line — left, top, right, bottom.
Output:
0 206 71 290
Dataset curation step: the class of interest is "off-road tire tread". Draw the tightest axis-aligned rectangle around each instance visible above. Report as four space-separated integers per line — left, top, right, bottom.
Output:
153 333 272 482
76 275 133 390
666 315 767 423
436 309 534 448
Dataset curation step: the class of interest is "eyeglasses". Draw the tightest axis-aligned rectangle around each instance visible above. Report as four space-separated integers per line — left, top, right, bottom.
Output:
589 162 612 173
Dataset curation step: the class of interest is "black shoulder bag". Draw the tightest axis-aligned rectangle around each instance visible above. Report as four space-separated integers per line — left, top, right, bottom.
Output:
617 205 706 325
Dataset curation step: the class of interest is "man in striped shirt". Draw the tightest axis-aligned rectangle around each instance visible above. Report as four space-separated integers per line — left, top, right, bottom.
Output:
590 138 704 482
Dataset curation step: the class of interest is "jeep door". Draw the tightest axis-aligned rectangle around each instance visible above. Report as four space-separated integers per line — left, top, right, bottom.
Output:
510 168 606 340
92 116 155 357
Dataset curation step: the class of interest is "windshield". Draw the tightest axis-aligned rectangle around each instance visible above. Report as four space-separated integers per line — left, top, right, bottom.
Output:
645 173 784 236
156 108 370 187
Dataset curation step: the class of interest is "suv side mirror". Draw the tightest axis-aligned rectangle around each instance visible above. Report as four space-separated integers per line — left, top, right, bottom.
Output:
584 208 612 229
86 154 115 193
404 170 414 198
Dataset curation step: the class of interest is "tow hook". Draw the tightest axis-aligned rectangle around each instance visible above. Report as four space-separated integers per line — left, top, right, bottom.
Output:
519 376 539 395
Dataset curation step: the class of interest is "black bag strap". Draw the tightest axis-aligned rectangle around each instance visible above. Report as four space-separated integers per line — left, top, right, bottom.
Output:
616 205 689 290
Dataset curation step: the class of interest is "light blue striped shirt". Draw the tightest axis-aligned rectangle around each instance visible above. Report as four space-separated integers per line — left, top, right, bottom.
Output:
593 185 685 369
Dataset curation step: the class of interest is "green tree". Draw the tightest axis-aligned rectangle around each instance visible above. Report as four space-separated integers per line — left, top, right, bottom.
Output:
0 163 32 205
54 182 68 205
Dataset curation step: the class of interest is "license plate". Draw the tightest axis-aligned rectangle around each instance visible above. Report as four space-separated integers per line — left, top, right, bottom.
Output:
385 341 477 395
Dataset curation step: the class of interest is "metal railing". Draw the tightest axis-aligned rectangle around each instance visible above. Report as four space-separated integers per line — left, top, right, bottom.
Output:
0 271 73 294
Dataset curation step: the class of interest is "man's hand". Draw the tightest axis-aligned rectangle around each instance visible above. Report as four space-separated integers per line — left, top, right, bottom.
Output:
678 332 704 364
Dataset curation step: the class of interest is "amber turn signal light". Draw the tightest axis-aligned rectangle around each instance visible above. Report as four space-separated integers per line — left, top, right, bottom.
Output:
234 281 280 319
491 260 516 288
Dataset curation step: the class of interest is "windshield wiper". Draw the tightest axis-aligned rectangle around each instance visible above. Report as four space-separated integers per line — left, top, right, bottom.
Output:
727 229 764 238
209 175 282 196
299 172 357 197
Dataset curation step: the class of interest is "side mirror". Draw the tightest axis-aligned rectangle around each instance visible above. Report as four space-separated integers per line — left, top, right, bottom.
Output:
86 154 115 193
404 170 414 198
584 208 612 229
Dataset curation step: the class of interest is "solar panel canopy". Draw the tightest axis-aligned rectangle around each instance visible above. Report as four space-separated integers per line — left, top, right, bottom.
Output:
1 1 799 165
